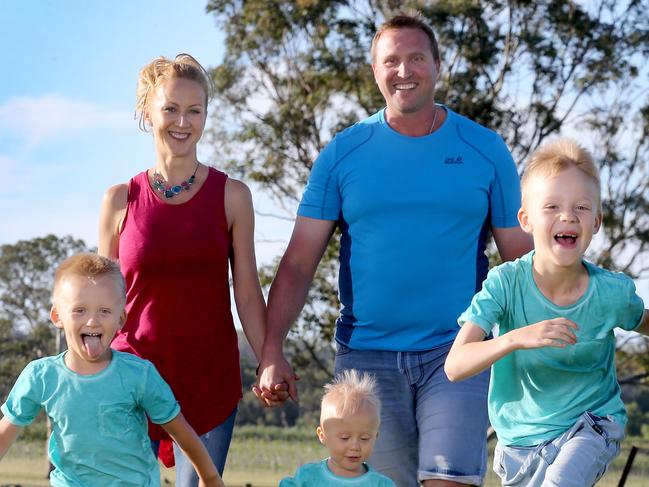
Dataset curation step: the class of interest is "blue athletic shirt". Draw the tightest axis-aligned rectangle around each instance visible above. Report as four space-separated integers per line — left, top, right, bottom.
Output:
298 106 521 351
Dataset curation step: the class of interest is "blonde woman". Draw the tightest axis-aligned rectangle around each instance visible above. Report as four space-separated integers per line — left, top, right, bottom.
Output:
99 54 274 486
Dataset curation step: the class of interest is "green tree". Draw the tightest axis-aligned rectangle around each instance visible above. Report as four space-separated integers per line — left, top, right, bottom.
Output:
0 235 89 399
205 0 649 394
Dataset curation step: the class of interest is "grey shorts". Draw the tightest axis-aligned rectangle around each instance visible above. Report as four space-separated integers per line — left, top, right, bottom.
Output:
493 412 624 487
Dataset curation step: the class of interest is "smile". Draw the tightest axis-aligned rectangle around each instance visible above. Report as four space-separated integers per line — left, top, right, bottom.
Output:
394 82 417 90
169 131 190 140
554 233 577 245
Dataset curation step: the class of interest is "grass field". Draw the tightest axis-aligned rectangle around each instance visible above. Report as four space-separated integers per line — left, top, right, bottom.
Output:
1 426 648 486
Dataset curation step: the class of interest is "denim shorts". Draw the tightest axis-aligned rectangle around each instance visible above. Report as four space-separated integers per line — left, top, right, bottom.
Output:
493 412 624 487
335 341 490 486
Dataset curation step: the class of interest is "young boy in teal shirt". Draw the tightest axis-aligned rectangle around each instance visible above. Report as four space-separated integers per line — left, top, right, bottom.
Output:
445 139 648 486
280 369 395 486
0 253 223 487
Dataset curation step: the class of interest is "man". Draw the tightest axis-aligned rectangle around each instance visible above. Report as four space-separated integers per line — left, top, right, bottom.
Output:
256 12 532 487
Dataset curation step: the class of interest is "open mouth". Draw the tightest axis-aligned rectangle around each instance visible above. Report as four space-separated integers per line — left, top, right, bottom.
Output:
394 82 417 90
169 131 190 141
554 233 577 247
81 333 103 358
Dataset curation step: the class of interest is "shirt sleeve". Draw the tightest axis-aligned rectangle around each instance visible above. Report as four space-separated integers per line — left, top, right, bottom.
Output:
458 265 508 334
617 276 645 331
139 361 181 425
1 361 43 427
278 477 297 487
297 139 341 221
489 135 521 229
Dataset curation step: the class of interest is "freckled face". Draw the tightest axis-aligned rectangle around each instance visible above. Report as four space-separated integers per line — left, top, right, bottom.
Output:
371 27 440 118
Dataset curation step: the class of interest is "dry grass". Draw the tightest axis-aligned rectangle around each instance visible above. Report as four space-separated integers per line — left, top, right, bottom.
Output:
2 434 648 486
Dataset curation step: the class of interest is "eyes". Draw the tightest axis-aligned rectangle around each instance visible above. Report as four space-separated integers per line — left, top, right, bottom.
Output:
338 435 373 442
71 307 113 316
162 106 203 114
382 54 427 66
543 204 591 211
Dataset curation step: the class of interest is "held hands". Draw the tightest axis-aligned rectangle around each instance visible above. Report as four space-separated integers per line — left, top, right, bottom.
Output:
511 318 578 349
252 353 299 407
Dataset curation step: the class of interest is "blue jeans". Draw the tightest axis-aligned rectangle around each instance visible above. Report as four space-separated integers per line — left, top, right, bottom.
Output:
493 412 623 486
335 341 489 486
152 407 237 487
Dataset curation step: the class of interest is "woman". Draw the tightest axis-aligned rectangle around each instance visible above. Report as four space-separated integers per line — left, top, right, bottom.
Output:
98 54 266 485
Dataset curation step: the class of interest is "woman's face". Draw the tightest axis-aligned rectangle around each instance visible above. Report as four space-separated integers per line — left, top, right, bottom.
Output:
146 77 207 159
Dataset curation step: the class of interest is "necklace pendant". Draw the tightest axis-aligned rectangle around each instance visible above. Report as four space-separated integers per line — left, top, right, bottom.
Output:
153 164 199 199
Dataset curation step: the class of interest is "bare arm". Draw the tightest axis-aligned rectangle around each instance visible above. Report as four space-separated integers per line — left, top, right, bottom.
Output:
161 414 223 487
257 216 336 403
635 310 649 336
492 226 533 263
445 318 579 382
98 183 128 259
225 179 266 362
0 417 21 460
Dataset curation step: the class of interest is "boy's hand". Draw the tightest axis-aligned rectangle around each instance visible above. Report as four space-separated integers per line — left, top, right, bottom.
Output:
512 318 578 349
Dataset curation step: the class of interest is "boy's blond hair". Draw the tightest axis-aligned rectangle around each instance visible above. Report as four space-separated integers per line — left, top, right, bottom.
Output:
320 369 380 423
521 138 601 207
52 253 126 304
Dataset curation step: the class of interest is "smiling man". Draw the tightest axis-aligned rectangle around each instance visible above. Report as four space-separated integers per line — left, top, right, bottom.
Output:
257 12 531 487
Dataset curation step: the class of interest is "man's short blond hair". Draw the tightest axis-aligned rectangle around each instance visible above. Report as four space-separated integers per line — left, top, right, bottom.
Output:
521 138 601 207
320 369 381 423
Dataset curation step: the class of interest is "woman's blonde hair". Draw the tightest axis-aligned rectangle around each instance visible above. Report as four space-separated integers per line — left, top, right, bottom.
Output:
135 53 212 131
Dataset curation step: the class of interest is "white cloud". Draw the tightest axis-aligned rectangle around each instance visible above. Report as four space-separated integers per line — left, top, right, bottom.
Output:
0 94 131 149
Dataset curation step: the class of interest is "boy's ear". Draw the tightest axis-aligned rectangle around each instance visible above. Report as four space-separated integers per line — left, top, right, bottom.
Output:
120 310 128 327
593 210 603 234
517 207 533 234
50 306 64 329
316 426 326 445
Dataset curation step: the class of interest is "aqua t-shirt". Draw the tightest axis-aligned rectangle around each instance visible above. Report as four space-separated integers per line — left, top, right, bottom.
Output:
279 459 396 486
1 351 180 486
299 106 521 351
458 251 645 446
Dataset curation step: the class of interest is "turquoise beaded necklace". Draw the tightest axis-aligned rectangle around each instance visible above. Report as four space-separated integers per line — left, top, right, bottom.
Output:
152 162 200 199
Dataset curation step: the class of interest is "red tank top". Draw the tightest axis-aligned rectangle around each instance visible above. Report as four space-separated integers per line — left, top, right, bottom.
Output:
113 167 241 442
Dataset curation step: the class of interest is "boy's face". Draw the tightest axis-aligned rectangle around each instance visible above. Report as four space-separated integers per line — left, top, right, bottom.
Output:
518 165 601 270
51 274 126 374
316 405 379 477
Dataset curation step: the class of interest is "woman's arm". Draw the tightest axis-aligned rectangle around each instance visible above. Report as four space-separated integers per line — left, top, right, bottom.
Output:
225 178 266 362
445 318 579 382
161 414 223 487
98 183 128 259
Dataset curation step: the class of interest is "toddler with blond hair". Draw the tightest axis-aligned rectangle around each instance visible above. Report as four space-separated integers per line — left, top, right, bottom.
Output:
280 369 395 486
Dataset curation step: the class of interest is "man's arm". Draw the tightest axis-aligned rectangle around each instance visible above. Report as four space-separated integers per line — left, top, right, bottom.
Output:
0 417 21 461
492 226 533 262
161 414 223 487
256 216 336 404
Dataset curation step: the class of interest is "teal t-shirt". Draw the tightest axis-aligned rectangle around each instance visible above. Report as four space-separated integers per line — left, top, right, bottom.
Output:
458 251 644 446
279 459 396 486
1 351 180 486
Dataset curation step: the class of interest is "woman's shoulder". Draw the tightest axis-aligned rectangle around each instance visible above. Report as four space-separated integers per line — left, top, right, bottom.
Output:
102 182 129 212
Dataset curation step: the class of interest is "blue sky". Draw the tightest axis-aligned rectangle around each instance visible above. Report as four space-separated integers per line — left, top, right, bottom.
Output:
1 1 647 304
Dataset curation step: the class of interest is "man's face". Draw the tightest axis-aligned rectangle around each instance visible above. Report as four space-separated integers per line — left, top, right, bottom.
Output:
371 27 440 117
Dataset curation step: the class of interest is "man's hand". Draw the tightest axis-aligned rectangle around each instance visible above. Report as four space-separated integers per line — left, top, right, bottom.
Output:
253 353 299 407
199 475 225 487
511 318 578 349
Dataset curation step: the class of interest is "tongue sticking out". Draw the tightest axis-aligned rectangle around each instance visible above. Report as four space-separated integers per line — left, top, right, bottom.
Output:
82 335 103 359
